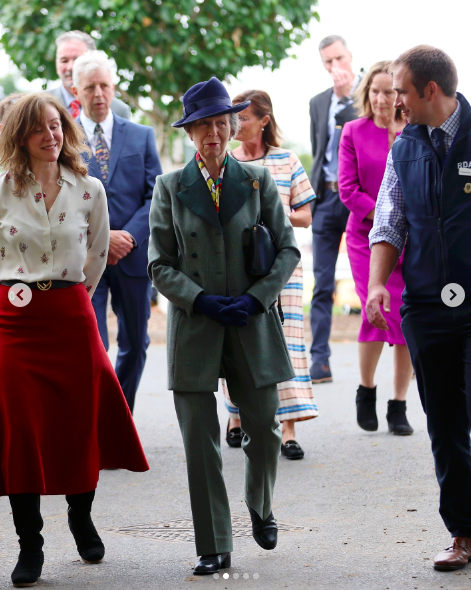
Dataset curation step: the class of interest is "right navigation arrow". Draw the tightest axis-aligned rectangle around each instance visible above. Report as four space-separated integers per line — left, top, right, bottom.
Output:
450 289 457 301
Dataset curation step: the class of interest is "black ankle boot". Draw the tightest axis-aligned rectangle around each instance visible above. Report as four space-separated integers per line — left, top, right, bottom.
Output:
386 400 414 435
247 505 277 550
356 385 378 431
193 552 231 575
66 490 105 563
9 494 44 587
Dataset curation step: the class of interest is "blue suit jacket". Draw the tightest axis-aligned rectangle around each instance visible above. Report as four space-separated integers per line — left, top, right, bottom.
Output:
80 114 162 277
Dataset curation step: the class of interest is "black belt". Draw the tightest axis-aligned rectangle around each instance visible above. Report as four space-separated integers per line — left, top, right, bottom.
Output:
1 280 79 290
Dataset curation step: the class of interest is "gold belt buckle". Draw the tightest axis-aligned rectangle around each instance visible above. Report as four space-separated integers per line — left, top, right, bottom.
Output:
37 280 52 291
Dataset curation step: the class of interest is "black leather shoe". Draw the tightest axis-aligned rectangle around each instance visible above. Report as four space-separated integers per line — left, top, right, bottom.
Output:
11 550 44 587
310 362 332 384
247 505 277 550
66 491 105 564
193 552 231 575
356 385 378 431
226 419 244 448
281 440 304 460
386 400 414 435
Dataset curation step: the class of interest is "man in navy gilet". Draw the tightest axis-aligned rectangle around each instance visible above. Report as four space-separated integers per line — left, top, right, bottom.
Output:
367 45 471 572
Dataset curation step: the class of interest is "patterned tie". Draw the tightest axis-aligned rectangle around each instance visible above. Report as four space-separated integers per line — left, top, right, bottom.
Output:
94 124 110 185
70 100 81 119
432 128 447 167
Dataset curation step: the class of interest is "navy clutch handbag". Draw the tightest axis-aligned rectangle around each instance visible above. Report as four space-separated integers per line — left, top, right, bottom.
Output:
247 222 284 324
247 222 277 276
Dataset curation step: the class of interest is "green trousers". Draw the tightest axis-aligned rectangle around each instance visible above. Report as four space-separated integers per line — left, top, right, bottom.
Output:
174 326 281 556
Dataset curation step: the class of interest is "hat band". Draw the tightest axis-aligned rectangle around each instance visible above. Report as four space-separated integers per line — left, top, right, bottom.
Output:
183 96 233 118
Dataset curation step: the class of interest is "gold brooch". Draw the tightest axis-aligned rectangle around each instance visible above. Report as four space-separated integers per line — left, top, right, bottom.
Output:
465 183 471 194
37 280 52 291
253 180 259 190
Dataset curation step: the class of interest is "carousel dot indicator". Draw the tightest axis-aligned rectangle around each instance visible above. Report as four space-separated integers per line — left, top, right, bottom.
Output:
243 573 250 579
253 573 260 579
8 283 32 308
213 573 219 579
223 573 229 579
233 573 240 579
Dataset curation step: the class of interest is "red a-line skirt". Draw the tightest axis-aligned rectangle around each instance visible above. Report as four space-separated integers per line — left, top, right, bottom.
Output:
0 284 149 496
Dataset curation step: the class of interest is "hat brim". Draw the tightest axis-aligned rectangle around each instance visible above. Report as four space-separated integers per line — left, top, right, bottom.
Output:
172 100 251 128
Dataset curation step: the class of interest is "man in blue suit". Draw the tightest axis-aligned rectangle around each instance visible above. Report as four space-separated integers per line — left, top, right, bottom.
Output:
72 50 162 413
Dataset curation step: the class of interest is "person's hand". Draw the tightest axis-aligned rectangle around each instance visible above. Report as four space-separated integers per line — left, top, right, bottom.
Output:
331 66 354 99
366 208 375 221
108 230 134 265
219 294 262 327
366 285 390 331
194 294 234 322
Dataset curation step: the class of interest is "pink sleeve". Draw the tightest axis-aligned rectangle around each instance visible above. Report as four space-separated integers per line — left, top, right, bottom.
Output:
338 123 376 220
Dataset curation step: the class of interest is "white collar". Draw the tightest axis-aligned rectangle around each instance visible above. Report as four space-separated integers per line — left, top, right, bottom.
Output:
81 109 114 138
25 163 77 187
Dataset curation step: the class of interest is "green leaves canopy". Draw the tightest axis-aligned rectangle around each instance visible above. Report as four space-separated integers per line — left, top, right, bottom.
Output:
0 0 318 152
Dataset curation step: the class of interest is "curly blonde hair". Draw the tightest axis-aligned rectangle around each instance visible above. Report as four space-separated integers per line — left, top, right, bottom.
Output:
0 93 90 197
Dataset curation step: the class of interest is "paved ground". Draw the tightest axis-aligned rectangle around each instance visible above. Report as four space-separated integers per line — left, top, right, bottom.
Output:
1 342 470 590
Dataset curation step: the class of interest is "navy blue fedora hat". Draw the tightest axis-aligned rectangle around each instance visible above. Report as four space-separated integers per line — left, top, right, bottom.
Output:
172 77 250 128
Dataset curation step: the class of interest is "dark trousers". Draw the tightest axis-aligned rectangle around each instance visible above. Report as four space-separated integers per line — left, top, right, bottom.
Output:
174 327 281 556
92 264 151 413
401 302 471 536
310 188 350 365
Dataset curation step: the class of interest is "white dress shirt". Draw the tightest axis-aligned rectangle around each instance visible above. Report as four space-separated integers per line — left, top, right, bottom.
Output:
0 165 110 297
61 85 78 114
81 110 114 155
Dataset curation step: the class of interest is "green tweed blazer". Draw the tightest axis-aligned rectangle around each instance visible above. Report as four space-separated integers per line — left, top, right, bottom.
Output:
148 155 301 392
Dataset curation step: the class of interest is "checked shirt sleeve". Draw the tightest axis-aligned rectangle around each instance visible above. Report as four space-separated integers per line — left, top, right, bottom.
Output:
369 148 407 254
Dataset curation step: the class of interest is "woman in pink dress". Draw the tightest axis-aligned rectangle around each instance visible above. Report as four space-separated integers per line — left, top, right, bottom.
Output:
338 61 414 435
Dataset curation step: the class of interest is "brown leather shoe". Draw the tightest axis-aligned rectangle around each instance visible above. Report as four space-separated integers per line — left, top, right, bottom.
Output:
434 537 471 571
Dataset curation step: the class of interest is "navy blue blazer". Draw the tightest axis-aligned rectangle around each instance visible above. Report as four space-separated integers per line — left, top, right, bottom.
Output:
79 114 162 277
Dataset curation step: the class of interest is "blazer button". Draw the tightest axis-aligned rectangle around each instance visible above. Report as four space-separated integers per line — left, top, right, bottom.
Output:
193 271 199 277
191 232 197 237
191 252 197 258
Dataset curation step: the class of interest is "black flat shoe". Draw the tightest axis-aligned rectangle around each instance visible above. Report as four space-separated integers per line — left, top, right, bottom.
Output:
356 385 378 431
193 552 231 575
226 419 244 448
281 440 304 460
11 550 44 587
247 505 277 550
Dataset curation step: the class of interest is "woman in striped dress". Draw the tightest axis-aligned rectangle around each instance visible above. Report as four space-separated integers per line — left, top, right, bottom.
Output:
223 90 318 460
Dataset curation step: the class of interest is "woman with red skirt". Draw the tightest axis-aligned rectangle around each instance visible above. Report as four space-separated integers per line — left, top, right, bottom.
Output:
0 93 149 587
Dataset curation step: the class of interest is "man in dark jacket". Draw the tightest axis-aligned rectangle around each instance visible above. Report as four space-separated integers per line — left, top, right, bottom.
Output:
368 45 471 572
308 35 359 383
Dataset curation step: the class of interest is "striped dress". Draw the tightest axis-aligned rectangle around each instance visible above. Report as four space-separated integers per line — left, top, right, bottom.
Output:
224 146 319 422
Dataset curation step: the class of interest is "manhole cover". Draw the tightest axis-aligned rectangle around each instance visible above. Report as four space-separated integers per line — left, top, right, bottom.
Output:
106 514 305 543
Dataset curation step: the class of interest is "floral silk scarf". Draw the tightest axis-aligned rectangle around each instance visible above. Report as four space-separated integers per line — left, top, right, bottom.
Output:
195 152 227 213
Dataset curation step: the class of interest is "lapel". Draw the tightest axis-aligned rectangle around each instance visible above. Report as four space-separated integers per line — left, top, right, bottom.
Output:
107 114 127 183
177 157 222 229
319 88 334 152
218 156 253 226
77 117 103 183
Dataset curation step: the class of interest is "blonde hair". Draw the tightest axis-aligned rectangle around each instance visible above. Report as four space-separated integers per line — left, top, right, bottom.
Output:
354 61 402 121
0 93 90 197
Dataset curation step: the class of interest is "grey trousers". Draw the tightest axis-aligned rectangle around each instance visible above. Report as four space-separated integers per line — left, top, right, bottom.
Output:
174 326 281 556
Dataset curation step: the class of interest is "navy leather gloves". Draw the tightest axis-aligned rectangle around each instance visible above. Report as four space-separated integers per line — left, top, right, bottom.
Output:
194 293 262 327
194 293 234 322
219 294 262 327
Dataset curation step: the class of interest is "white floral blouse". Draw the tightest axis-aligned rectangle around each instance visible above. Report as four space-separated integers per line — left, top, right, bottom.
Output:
0 165 109 297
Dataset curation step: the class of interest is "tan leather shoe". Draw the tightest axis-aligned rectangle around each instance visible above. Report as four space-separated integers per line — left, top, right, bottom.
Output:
434 537 471 571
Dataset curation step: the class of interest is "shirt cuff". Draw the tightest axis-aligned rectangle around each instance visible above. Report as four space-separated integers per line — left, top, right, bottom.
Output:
369 226 405 253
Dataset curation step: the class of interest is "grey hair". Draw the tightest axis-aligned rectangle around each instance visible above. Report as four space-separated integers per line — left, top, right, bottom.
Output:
56 31 96 51
319 35 348 52
72 50 114 88
184 112 241 138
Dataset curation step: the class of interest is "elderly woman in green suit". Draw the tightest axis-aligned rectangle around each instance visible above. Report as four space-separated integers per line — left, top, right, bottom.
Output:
148 77 300 576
